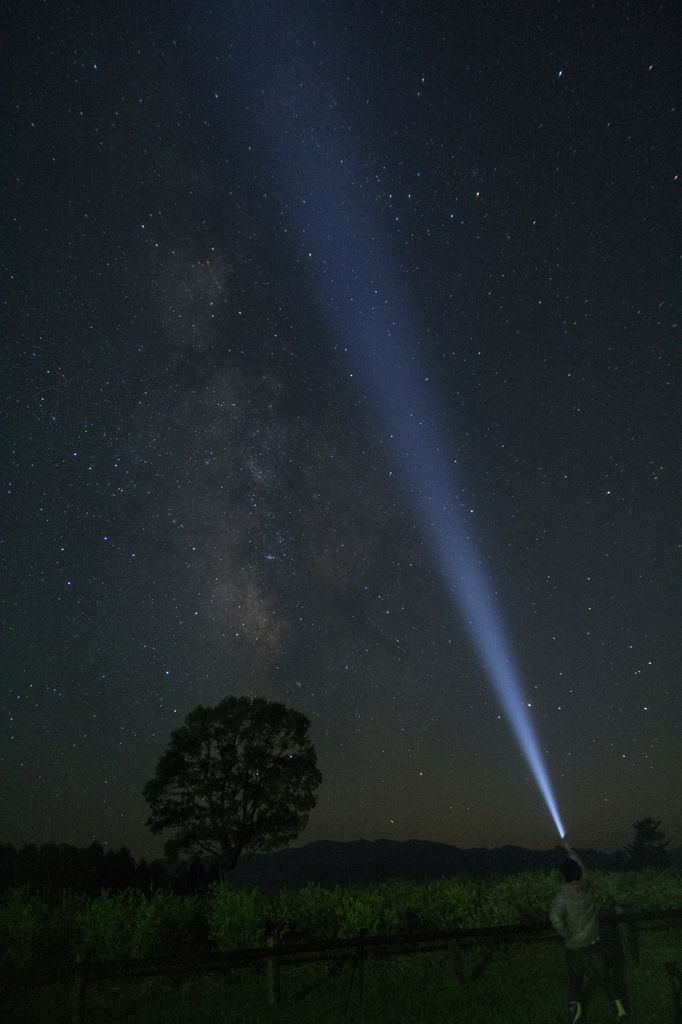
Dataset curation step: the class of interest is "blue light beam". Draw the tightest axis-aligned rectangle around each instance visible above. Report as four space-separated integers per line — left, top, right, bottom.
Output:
327 288 566 841
230 2 565 838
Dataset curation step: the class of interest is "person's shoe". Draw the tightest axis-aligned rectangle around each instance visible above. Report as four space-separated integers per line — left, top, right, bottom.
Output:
612 998 628 1019
566 1002 582 1023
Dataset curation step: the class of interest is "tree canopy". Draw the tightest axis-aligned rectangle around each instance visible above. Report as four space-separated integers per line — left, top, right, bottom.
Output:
143 695 322 881
624 817 670 870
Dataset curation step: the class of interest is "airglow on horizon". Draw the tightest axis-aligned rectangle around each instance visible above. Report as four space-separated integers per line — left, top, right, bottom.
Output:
230 0 566 839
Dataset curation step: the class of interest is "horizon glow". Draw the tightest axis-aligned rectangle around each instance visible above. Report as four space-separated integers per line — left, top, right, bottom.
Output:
231 2 565 839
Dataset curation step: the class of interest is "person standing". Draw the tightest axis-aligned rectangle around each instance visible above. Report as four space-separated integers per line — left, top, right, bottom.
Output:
550 840 628 1023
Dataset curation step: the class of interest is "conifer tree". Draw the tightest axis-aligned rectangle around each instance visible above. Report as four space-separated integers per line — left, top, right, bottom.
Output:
625 817 670 870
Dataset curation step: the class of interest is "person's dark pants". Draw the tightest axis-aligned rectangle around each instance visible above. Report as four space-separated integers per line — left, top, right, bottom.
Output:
565 940 618 1003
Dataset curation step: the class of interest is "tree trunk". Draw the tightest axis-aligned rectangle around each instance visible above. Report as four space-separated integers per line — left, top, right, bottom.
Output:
218 862 234 885
218 848 241 885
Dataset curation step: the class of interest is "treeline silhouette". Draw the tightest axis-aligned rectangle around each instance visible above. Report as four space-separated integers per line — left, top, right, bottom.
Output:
0 842 218 896
1 821 674 898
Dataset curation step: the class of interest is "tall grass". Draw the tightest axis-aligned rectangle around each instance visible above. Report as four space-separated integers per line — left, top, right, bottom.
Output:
1 868 679 965
0 889 85 966
591 868 682 911
0 888 203 965
78 889 205 959
207 868 681 949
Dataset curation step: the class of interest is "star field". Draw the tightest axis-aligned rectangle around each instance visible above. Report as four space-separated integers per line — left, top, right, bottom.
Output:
2 0 679 858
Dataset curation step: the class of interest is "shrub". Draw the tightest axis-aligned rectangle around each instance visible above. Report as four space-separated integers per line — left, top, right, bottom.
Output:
206 884 269 950
335 881 413 938
3 867 679 964
483 871 559 925
591 868 682 912
76 889 201 959
0 888 84 967
273 884 342 941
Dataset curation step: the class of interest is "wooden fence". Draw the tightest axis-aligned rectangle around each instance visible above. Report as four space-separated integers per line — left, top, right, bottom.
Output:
3 907 681 1022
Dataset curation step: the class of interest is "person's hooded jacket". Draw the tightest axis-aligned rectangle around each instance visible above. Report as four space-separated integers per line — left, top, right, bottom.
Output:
550 852 599 949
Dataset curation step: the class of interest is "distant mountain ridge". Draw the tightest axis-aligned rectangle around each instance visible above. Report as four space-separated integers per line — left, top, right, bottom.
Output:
230 838 614 891
3 838 677 896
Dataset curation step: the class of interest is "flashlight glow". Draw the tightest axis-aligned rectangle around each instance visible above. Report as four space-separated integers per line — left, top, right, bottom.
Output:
335 306 566 841
230 1 565 839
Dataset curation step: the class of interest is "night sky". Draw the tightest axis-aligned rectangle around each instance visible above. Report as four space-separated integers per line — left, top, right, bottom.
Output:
3 1 680 861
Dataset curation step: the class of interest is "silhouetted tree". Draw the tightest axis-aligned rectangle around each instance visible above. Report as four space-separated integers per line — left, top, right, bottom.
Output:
624 818 670 870
143 696 322 883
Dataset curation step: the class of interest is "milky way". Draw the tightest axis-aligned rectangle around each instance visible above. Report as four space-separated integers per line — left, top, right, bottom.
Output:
3 0 679 857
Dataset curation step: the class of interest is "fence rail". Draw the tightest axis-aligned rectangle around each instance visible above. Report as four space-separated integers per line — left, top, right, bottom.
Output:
2 907 681 1021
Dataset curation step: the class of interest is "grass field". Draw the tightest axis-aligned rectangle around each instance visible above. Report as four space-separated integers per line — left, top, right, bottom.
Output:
4 925 680 1023
2 869 680 966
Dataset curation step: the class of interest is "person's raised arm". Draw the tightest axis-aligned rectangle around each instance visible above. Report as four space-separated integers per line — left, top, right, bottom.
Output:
562 838 586 875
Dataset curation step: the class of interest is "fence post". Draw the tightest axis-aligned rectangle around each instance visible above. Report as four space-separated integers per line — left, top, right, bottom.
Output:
267 935 280 1006
71 953 87 1024
663 961 682 1023
616 906 638 965
359 930 364 1008
344 929 367 1014
448 936 464 983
